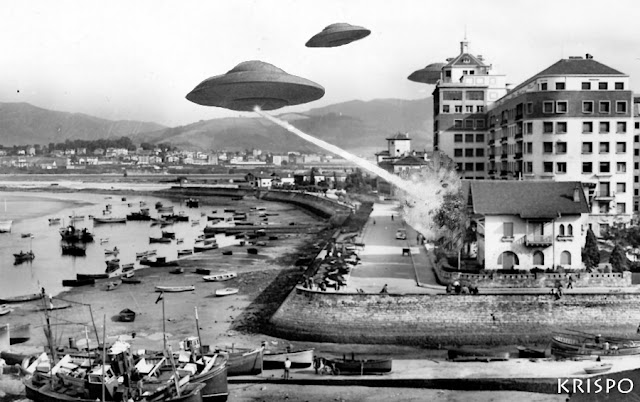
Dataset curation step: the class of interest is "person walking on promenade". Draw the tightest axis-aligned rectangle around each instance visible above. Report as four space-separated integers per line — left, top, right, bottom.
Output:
380 284 388 294
284 358 291 380
391 215 394 221
567 275 574 289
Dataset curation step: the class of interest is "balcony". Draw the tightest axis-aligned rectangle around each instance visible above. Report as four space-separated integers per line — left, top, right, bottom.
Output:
593 191 615 201
525 235 553 247
488 169 496 175
515 132 523 140
515 113 523 120
515 152 523 159
500 170 508 177
501 137 508 144
488 154 495 161
488 139 495 146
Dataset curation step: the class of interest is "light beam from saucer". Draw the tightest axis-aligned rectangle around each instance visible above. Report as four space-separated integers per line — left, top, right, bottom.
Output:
305 23 371 48
186 61 325 111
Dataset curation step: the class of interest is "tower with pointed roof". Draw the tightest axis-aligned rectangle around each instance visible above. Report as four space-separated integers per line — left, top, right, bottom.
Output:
432 40 508 180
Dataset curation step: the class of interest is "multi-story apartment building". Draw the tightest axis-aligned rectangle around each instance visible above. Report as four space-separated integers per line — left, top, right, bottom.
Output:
432 40 508 179
634 96 640 214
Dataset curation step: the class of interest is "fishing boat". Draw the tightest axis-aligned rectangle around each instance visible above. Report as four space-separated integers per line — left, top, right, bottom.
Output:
263 347 314 369
136 249 157 259
325 355 393 374
222 251 233 256
105 280 122 291
59 225 94 243
213 346 263 376
517 346 546 358
140 257 179 267
551 330 640 357
150 236 172 244
127 209 152 221
203 272 237 282
178 249 193 257
61 244 87 256
155 285 195 293
194 243 218 252
215 288 239 297
104 246 120 256
447 348 510 362
119 308 136 322
48 217 61 224
62 278 95 287
170 268 185 274
157 206 174 213
93 216 126 224
176 337 228 402
0 305 13 316
77 273 110 280
21 232 33 238
105 259 120 274
585 363 613 374
0 293 42 303
186 198 200 208
14 250 35 264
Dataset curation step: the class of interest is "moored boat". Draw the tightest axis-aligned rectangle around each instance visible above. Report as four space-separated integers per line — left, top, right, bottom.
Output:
215 288 239 297
93 216 126 224
203 272 237 282
121 277 141 284
62 278 95 287
551 330 640 358
585 363 613 374
150 236 173 244
213 346 263 376
140 257 179 267
178 249 193 257
48 217 61 224
447 348 510 362
263 347 314 369
328 356 393 374
0 293 42 303
14 250 35 264
155 285 195 293
59 225 94 243
61 244 87 256
194 243 218 252
119 308 136 322
0 220 12 233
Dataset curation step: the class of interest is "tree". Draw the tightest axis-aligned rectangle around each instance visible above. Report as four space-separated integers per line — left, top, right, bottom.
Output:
431 190 472 253
609 244 629 273
582 228 600 270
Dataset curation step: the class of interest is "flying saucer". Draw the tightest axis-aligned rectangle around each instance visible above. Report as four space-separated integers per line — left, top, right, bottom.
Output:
185 61 325 111
305 23 371 48
407 63 446 85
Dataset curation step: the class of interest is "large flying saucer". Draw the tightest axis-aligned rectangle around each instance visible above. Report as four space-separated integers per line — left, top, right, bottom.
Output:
407 62 446 84
305 23 371 48
186 61 325 111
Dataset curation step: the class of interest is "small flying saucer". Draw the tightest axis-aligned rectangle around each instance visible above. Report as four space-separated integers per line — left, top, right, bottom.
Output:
407 63 446 85
305 23 371 48
186 61 325 111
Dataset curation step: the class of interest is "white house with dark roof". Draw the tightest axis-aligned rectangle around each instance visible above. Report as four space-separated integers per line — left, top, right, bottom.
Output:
464 180 590 271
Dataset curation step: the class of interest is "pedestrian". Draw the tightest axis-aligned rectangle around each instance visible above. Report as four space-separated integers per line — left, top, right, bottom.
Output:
453 280 461 294
637 323 640 334
380 284 388 294
557 282 564 297
373 219 376 225
313 357 321 374
391 215 394 221
567 276 574 289
284 358 291 380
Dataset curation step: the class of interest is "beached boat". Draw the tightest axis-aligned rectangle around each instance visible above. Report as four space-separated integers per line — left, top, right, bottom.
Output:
76 273 110 280
93 216 126 224
326 356 393 374
61 244 87 256
122 263 134 271
203 272 237 282
150 236 172 243
585 363 613 374
121 277 141 284
178 249 193 257
62 278 95 287
247 248 258 255
119 308 136 322
140 257 179 267
213 346 263 376
104 247 120 256
517 346 546 358
222 251 233 256
14 250 35 264
105 280 122 291
263 348 314 369
48 217 61 224
194 243 218 252
0 293 42 303
447 348 510 362
0 305 13 316
170 268 185 274
9 323 31 344
136 249 157 259
551 330 640 358
105 259 120 274
21 232 33 238
215 288 239 297
155 285 195 293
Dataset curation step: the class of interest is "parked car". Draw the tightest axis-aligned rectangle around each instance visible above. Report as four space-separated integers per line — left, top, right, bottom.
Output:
395 229 407 240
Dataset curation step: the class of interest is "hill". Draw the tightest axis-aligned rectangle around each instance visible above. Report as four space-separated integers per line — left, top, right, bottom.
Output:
0 102 166 146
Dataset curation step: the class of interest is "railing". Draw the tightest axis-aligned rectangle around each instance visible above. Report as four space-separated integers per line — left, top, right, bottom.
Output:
594 191 615 199
515 152 523 159
525 235 553 246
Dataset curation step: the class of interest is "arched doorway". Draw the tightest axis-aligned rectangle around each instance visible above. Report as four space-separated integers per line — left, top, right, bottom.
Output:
560 251 572 266
533 251 544 266
498 251 520 269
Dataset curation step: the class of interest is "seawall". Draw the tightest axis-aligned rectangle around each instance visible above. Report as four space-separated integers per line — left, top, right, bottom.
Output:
259 189 353 222
269 287 640 346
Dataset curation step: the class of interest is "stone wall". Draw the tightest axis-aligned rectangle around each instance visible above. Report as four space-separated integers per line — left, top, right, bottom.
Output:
259 189 353 223
269 287 640 346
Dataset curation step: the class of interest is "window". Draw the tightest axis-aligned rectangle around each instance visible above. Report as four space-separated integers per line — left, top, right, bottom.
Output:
533 251 544 265
560 251 572 265
617 183 626 193
556 122 567 133
543 101 554 113
503 222 514 237
555 82 566 90
636 162 639 169
600 162 610 173
456 163 463 171
466 90 484 100
559 224 565 236
442 105 450 113
556 142 567 154
543 142 553 153
454 134 463 142
443 91 463 100
475 162 484 171
476 148 484 157
617 122 627 133
525 162 533 173
616 142 626 153
599 82 608 90
540 82 548 91
583 101 594 113
543 122 554 133
465 149 474 157
599 101 610 113
454 120 463 128
465 120 474 129
615 82 624 90
556 101 568 113
582 142 593 154
455 105 462 113
465 134 474 142
582 162 592 173
525 122 533 134
526 142 533 154
466 105 474 113
557 162 567 173
475 134 485 142
599 204 609 214
583 122 593 133
526 103 533 114
544 162 553 173
617 203 627 214
465 163 474 171
616 101 627 113
454 149 463 157
599 122 610 133
617 162 627 173
476 119 485 128
476 106 484 113
599 142 609 154
582 82 591 90
567 224 573 236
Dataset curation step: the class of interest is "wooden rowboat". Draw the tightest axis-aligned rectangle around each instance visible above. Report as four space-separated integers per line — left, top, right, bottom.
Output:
121 277 141 284
155 285 195 293
119 308 136 322
325 355 392 374
215 288 239 297
585 363 613 374
448 348 510 362
203 272 237 282
0 293 42 303
0 305 13 316
62 278 95 287
213 346 263 376
263 348 314 369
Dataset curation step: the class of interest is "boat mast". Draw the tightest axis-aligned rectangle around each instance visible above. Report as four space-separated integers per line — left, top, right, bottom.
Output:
40 288 56 388
195 306 202 358
101 314 106 402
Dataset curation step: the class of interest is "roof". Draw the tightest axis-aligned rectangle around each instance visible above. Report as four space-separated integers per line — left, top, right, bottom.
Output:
385 132 410 141
446 52 487 68
392 155 429 166
511 58 626 93
375 150 390 156
464 180 590 219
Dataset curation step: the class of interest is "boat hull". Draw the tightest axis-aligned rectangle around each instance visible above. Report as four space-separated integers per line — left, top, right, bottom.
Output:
193 361 229 402
448 349 509 362
330 358 392 373
217 347 263 376
0 220 12 233
263 348 314 369
155 286 195 292
0 293 42 303
551 332 640 357
62 279 95 287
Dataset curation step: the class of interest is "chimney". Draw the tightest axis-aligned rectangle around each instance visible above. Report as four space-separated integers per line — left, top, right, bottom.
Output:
573 187 581 203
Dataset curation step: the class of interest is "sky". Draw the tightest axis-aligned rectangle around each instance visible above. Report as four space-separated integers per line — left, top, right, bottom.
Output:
1 0 640 128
